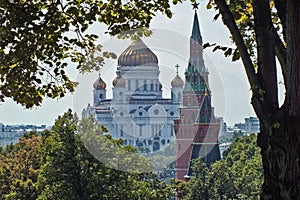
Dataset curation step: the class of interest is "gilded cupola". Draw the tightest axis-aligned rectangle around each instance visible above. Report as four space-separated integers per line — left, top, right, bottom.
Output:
93 74 106 90
112 71 126 87
171 75 184 88
118 39 158 67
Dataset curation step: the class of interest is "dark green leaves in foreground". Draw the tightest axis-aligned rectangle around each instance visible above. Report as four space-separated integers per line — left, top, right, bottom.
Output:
184 134 263 200
0 110 264 199
0 110 173 199
0 0 173 108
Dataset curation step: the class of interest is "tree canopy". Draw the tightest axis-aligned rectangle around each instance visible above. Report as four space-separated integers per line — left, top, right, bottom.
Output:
0 110 174 199
0 0 173 108
184 134 263 200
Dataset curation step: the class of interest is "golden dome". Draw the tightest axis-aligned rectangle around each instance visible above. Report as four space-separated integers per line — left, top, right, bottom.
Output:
93 75 106 90
113 76 126 87
118 39 158 67
171 75 184 88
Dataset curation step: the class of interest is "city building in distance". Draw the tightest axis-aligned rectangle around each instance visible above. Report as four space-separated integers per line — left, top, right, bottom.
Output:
0 123 47 147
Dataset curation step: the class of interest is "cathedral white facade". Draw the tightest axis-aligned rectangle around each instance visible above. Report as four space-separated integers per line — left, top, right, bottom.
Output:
82 39 184 152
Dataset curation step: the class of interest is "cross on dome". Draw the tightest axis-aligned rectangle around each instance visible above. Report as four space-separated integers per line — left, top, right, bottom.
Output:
175 64 180 75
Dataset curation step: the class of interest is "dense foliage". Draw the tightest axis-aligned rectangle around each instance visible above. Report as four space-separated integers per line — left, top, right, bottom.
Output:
0 110 264 199
0 0 174 108
0 110 174 199
181 134 263 200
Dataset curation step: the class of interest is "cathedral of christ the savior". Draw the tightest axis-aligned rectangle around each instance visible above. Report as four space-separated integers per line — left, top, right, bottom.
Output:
82 38 184 152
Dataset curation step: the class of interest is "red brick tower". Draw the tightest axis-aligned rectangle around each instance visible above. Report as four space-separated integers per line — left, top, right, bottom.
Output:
175 3 221 181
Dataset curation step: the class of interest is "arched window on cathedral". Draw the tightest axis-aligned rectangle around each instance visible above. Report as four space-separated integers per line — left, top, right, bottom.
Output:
139 125 142 137
150 80 154 91
136 79 139 91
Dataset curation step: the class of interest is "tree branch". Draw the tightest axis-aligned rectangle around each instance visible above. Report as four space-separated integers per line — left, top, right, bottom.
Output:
214 0 262 110
214 0 259 87
274 0 286 40
271 25 288 91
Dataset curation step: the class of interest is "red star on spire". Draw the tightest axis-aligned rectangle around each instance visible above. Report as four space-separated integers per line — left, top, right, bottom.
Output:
192 2 200 10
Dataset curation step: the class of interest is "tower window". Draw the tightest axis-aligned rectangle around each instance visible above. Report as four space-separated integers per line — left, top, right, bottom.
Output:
128 80 131 90
192 73 197 83
151 124 155 135
136 79 139 91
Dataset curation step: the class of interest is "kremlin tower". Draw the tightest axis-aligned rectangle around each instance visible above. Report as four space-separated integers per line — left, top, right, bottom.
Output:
174 3 221 181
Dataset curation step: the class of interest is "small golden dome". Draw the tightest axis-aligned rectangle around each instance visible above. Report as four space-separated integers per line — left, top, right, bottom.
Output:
118 39 158 67
93 75 106 90
171 75 184 88
113 76 126 87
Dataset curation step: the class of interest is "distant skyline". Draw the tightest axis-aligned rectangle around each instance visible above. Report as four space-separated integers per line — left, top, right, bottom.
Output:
0 1 268 126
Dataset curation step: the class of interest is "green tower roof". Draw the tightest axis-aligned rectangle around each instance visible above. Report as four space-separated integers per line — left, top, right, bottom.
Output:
191 12 203 44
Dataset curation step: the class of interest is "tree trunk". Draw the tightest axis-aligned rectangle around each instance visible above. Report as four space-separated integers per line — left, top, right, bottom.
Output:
256 0 300 199
214 0 300 198
257 111 300 200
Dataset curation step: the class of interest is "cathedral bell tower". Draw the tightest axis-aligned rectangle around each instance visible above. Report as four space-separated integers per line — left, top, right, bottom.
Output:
175 2 221 181
93 74 107 106
171 64 184 104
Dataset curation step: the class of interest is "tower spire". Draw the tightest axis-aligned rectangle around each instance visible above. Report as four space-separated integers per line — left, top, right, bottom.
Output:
191 2 202 44
184 1 206 92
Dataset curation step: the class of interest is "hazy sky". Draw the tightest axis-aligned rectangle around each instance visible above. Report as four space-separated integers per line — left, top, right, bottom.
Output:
0 1 263 126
